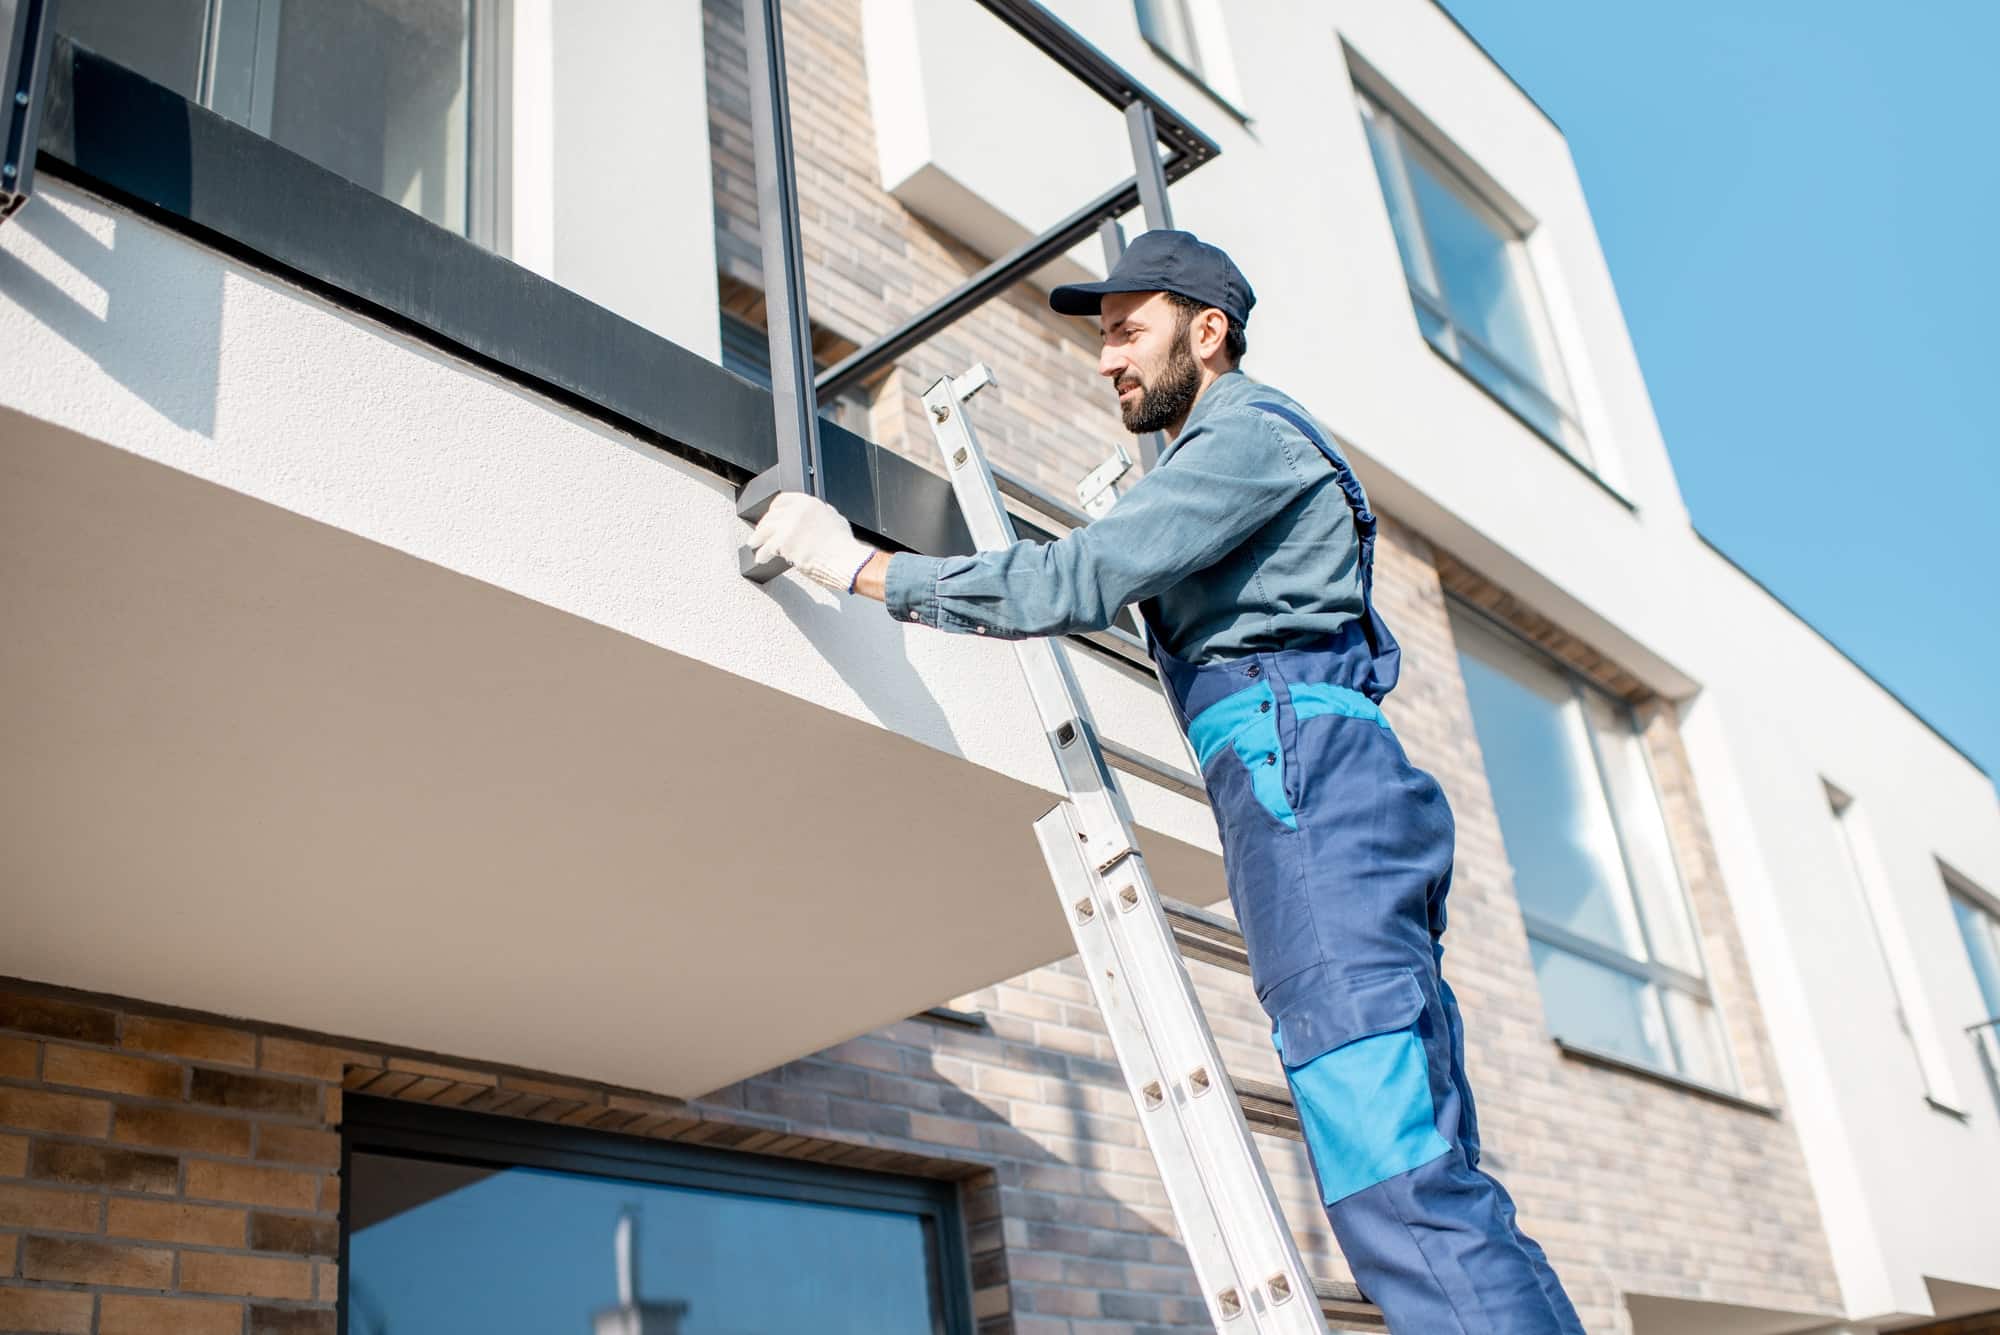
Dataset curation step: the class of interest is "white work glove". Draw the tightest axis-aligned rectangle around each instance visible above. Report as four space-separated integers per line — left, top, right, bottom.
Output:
749 492 878 592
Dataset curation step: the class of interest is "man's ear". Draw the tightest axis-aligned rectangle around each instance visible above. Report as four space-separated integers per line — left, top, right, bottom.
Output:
1199 307 1230 362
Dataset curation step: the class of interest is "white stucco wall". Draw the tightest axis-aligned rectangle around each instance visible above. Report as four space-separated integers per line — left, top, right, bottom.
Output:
0 180 1222 1096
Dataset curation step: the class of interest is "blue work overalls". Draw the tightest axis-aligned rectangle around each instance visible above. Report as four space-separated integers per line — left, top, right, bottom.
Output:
1141 403 1585 1334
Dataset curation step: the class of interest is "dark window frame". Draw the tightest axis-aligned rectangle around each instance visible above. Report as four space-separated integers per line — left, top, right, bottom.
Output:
338 1094 977 1335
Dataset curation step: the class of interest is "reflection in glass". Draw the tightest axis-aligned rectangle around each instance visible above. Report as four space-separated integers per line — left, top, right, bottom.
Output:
55 0 477 235
1582 693 1702 975
1953 891 2000 1020
1530 941 1669 1070
1401 140 1546 387
1455 616 1644 957
348 1152 945 1335
266 0 471 234
54 0 209 98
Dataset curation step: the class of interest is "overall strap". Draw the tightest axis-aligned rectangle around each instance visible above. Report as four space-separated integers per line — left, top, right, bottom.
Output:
1247 401 1403 700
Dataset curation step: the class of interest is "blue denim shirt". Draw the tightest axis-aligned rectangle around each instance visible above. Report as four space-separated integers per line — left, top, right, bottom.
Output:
883 370 1365 663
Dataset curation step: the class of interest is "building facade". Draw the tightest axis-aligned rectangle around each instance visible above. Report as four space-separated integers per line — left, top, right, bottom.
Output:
2 2 1997 1333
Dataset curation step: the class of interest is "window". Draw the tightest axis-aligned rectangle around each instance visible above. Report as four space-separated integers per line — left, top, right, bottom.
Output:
56 0 501 238
1949 877 2000 1023
344 1099 973 1335
1357 92 1588 465
1452 608 1733 1088
1134 0 1245 117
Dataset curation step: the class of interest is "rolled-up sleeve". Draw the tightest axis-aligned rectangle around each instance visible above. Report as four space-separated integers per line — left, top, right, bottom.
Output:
884 408 1317 640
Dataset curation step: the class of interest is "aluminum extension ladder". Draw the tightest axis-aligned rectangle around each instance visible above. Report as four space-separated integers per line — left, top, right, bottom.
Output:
922 369 1384 1333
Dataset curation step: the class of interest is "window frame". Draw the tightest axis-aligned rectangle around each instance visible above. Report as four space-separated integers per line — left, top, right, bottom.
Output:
1133 0 1249 123
63 0 509 241
1945 865 2000 1024
1448 600 1736 1090
1354 87 1592 471
338 1094 978 1335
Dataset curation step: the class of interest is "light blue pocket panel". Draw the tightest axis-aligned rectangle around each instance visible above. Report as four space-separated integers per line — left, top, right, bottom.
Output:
1186 679 1393 831
1275 969 1452 1205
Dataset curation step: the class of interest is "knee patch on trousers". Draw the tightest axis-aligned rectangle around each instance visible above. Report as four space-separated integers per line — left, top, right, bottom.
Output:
1274 968 1452 1205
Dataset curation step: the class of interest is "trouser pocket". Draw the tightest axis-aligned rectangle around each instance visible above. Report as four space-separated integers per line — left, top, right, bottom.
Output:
1274 967 1453 1205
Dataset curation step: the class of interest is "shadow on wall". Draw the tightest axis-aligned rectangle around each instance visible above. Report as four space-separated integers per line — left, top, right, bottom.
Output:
1 79 222 437
761 569 969 771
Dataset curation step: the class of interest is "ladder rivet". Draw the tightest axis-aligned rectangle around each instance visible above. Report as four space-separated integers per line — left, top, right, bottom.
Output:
1188 1066 1211 1095
1142 1081 1163 1108
1267 1274 1292 1304
1055 722 1077 747
1074 898 1094 923
950 446 967 466
1118 886 1138 911
933 405 951 423
1217 1288 1242 1318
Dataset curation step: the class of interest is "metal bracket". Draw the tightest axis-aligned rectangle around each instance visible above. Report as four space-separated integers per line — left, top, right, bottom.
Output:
734 464 790 583
1076 443 1132 518
2 0 57 226
952 362 996 403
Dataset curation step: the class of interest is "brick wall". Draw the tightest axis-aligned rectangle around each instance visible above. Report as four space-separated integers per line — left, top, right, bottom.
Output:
0 992 340 1335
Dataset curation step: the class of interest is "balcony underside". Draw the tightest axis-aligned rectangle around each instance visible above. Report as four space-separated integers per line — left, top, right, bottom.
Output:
0 409 1225 1096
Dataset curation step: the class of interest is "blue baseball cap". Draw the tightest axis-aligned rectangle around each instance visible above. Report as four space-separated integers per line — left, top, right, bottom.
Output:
1049 229 1255 327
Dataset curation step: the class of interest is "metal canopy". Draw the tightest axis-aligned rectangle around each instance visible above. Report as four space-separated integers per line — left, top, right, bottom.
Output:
731 0 1220 538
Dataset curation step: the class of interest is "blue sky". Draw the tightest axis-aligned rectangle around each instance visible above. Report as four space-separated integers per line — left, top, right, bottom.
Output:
1436 0 1999 784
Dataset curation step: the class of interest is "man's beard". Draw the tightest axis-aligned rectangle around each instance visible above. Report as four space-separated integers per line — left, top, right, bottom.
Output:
1120 325 1202 434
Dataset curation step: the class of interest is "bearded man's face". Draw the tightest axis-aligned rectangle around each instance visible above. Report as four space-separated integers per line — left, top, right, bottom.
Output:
1098 291 1204 436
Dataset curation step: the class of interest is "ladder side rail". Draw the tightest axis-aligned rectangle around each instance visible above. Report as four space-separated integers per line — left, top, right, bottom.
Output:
1040 806 1329 1332
1030 810 1252 1328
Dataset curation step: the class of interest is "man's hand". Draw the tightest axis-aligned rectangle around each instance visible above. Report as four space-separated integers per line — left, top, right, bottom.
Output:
749 492 879 593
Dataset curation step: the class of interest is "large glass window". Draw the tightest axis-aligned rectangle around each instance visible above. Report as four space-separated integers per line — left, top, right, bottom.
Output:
1357 92 1589 466
57 0 495 237
1452 607 1733 1088
345 1104 971 1335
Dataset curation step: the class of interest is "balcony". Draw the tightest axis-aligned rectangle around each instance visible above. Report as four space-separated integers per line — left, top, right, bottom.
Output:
0 1 1231 1099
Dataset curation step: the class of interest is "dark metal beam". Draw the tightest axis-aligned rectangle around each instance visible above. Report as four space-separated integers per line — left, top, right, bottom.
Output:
1124 100 1173 232
2 0 57 224
738 0 822 582
969 0 1218 181
815 176 1141 404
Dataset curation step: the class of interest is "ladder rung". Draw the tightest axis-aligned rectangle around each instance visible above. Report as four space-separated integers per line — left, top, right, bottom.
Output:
1232 1074 1300 1141
1315 1277 1387 1328
1161 895 1250 974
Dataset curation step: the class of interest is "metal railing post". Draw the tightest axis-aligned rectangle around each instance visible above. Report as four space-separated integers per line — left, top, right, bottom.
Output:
1124 100 1174 233
2 0 58 226
737 0 824 582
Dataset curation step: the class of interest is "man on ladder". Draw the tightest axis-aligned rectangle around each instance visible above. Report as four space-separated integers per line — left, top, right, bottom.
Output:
750 229 1584 1334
